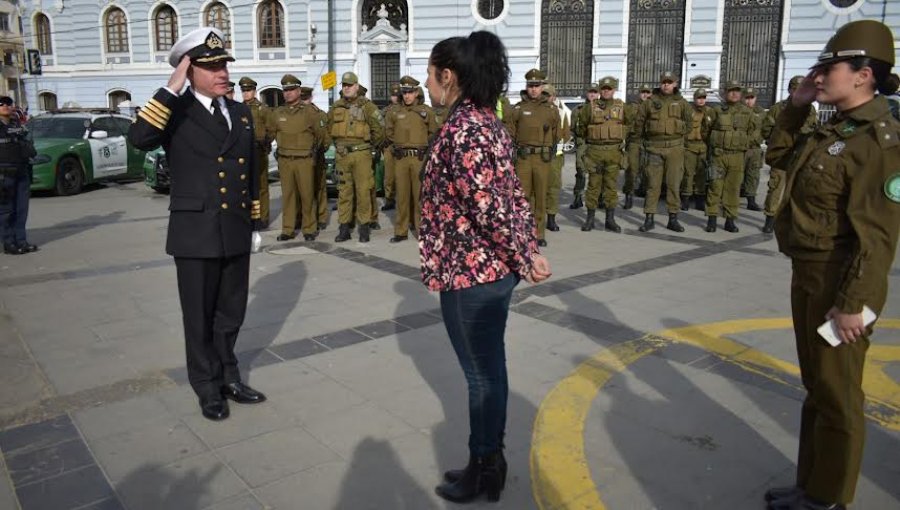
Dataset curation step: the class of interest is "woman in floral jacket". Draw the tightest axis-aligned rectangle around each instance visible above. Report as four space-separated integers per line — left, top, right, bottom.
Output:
420 31 552 504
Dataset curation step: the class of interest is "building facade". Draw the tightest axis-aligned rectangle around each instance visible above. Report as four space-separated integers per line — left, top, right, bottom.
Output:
15 0 900 112
0 0 26 104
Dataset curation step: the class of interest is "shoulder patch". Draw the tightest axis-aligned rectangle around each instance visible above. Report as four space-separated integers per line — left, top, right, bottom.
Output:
873 117 900 150
885 173 900 203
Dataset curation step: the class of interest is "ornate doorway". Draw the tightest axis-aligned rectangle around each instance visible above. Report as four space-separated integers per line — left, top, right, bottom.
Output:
540 0 593 97
720 0 784 107
626 0 686 100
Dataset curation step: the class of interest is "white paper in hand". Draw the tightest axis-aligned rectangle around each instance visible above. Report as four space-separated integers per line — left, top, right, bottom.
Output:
251 231 262 253
817 306 877 347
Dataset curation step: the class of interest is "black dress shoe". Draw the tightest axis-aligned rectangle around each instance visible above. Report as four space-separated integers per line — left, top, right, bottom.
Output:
3 244 26 255
389 235 407 243
765 486 803 503
537 239 547 247
381 200 396 211
303 233 317 241
768 494 844 510
368 221 381 230
317 222 327 231
276 233 295 241
18 242 38 253
221 382 267 404
200 397 229 421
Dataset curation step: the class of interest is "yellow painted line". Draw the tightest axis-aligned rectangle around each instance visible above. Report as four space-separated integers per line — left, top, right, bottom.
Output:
530 318 900 510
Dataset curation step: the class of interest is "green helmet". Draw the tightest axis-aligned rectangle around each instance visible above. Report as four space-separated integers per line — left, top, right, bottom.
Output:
815 19 895 68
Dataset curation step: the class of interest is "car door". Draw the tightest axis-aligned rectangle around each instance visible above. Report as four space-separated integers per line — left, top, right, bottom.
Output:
88 117 128 179
114 116 147 176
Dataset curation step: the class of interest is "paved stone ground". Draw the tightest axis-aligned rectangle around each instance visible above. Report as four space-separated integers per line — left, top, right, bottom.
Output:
0 159 898 510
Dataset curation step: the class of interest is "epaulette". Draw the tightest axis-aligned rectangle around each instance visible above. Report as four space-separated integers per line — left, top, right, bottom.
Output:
874 113 900 150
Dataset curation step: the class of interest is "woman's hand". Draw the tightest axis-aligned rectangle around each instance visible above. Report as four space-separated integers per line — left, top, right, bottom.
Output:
167 56 191 93
791 71 819 107
525 254 552 284
825 306 865 344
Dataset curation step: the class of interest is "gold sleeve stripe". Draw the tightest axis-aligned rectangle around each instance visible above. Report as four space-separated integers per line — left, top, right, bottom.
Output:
142 102 170 121
138 111 166 131
147 98 172 117
139 107 167 128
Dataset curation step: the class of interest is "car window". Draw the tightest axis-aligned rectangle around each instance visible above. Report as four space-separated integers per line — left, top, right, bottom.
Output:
27 117 89 139
113 117 132 136
91 117 122 136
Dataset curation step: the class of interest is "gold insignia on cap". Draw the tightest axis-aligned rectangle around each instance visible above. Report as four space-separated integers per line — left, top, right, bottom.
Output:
206 32 224 50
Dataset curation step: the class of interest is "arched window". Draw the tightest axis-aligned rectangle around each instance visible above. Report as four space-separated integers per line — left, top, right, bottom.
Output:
475 0 505 21
258 1 284 48
35 14 52 55
39 92 57 112
105 8 129 53
205 2 231 49
361 0 407 31
108 90 131 109
154 5 178 52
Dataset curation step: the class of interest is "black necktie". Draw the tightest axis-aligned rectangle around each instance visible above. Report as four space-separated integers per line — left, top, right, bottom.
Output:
212 100 229 130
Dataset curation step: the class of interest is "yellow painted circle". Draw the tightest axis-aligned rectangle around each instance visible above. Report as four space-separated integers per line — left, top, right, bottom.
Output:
530 318 900 510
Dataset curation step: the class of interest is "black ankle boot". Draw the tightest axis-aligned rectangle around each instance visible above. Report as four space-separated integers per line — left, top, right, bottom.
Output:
746 196 762 211
436 451 507 503
581 209 596 231
724 217 739 233
666 213 684 232
705 216 717 233
547 214 560 231
334 224 351 242
605 208 621 233
623 193 633 210
694 195 706 212
569 193 583 210
358 223 370 242
639 213 655 232
680 195 690 211
761 215 775 234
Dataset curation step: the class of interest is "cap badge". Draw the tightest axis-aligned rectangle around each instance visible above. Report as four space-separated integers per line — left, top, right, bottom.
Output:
827 141 845 156
205 32 224 50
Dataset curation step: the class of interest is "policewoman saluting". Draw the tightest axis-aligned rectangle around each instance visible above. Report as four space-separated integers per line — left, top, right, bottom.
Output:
764 20 900 510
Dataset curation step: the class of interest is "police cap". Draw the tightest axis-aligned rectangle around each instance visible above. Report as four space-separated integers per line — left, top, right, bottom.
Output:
724 80 743 92
598 76 619 90
660 71 677 83
639 84 652 93
299 86 314 99
693 88 707 99
226 81 235 92
390 83 400 95
788 75 804 91
168 27 234 68
281 74 302 90
586 83 600 93
525 68 547 85
238 77 257 91
399 75 420 91
544 84 557 97
815 19 895 68
341 72 359 85
743 87 757 98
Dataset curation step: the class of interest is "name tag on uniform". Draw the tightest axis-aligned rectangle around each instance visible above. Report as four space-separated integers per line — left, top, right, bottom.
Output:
523 111 532 116
397 114 406 119
279 117 287 122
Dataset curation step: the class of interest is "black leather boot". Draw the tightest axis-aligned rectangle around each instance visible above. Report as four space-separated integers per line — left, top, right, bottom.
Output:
605 208 621 233
380 199 396 211
436 451 507 503
705 216 717 233
762 215 775 234
747 195 762 211
569 192 583 210
724 217 739 233
547 214 560 231
334 224 351 242
623 193 634 210
680 195 690 211
666 213 684 232
358 223 370 242
581 209 596 232
638 213 655 232
694 195 706 212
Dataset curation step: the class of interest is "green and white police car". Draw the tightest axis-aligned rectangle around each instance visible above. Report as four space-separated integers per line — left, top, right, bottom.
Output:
28 110 148 195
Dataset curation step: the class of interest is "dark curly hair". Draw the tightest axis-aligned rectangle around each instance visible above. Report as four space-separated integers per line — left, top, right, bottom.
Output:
429 31 509 109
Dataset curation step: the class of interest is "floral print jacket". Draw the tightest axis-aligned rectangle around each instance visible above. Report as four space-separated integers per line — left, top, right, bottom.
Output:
419 99 540 292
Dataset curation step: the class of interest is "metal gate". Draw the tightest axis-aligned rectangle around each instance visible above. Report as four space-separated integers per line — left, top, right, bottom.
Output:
627 0 686 101
720 0 784 107
370 53 400 107
540 0 593 98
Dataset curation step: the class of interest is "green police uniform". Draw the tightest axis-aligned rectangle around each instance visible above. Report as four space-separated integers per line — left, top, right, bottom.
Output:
760 76 818 232
381 83 401 210
705 81 759 231
385 75 437 242
569 83 598 210
300 86 331 229
764 22 900 507
634 72 693 232
272 74 327 239
239 77 274 227
683 89 711 209
740 87 767 209
623 84 652 209
505 69 560 245
328 72 384 242
543 84 569 231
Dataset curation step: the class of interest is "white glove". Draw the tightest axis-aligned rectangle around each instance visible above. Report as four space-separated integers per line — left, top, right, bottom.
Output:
252 231 262 253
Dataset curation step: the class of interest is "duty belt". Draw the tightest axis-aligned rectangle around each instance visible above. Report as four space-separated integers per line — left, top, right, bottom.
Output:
336 144 371 156
393 147 425 157
585 141 622 149
278 153 313 160
644 138 684 149
517 146 552 156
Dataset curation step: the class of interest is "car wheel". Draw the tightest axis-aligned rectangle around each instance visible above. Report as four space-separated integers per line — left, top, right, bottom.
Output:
55 157 84 196
151 162 169 194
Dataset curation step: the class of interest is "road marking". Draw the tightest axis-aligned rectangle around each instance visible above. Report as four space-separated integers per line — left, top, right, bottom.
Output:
530 318 900 510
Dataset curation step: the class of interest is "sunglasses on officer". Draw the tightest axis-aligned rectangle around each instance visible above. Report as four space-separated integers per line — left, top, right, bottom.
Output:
0 97 14 106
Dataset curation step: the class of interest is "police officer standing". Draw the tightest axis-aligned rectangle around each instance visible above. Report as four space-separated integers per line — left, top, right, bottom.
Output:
682 88 711 211
381 83 400 212
741 87 766 211
760 76 818 234
504 69 560 246
623 84 652 209
128 27 266 421
0 95 37 255
576 76 630 233
569 84 599 210
272 74 327 241
544 84 570 232
384 76 437 243
705 81 759 233
239 77 274 229
634 71 693 232
328 72 384 243
300 86 330 231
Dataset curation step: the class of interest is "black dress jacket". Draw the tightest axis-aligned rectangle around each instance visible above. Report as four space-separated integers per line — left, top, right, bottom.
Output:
128 88 259 258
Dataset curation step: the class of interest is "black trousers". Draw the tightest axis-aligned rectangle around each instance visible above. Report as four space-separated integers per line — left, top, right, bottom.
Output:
175 254 250 399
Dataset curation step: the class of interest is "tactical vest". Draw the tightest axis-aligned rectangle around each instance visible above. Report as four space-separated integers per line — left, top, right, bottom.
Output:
273 105 317 153
330 100 372 140
709 104 751 151
586 100 626 143
0 122 30 167
687 108 705 142
247 101 269 144
646 96 687 137
392 106 430 147
514 100 553 146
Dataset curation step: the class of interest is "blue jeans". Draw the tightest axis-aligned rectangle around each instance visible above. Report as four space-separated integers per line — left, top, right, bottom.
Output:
0 167 31 246
440 273 518 456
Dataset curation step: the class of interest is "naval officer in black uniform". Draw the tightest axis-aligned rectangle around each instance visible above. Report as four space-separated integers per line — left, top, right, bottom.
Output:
128 27 266 421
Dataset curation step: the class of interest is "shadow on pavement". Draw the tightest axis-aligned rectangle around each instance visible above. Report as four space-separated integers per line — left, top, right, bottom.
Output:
335 437 436 510
114 461 220 510
28 210 126 246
